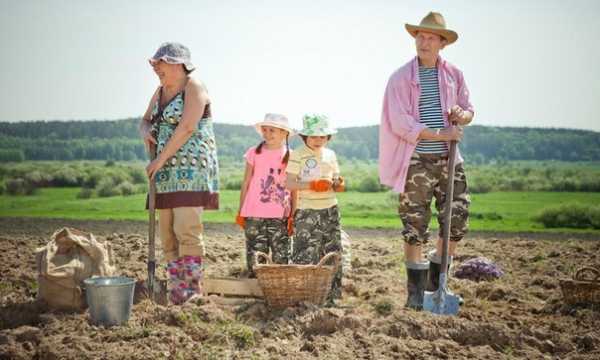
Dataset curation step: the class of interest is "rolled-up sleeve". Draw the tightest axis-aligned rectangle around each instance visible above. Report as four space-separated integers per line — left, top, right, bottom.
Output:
382 78 425 145
456 70 474 114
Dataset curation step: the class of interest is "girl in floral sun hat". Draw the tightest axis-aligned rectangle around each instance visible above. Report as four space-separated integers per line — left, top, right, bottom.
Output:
286 114 345 305
236 113 297 276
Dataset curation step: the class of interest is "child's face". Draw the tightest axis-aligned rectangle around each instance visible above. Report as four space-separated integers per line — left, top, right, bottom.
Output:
261 126 288 147
306 135 329 150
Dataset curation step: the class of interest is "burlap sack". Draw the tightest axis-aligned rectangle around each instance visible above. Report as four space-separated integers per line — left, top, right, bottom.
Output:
35 227 116 310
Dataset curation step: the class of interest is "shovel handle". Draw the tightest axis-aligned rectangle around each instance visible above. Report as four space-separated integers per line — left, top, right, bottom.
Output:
147 144 157 296
440 139 458 275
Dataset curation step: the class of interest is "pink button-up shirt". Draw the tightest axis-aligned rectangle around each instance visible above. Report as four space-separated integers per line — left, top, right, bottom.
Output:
379 56 474 193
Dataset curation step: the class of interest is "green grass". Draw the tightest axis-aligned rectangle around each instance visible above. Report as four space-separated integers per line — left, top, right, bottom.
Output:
1 188 600 233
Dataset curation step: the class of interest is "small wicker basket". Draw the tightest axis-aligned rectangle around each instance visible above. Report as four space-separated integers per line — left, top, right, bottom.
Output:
253 251 341 308
559 267 600 305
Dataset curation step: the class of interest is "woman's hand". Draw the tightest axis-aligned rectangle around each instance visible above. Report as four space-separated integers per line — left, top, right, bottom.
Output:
142 128 158 152
146 157 166 180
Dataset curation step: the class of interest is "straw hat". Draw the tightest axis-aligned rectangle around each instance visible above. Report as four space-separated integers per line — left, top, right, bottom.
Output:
405 12 458 44
298 114 337 136
254 113 294 135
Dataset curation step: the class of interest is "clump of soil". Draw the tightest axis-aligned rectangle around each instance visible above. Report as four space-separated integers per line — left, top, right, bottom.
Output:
1 217 599 359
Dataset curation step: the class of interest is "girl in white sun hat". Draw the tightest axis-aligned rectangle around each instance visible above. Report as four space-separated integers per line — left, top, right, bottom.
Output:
236 113 297 276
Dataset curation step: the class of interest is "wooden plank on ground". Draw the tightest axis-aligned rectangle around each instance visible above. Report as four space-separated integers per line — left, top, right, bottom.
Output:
203 277 264 298
206 295 265 306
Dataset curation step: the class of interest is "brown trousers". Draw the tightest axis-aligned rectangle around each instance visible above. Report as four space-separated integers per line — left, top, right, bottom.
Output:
158 207 205 262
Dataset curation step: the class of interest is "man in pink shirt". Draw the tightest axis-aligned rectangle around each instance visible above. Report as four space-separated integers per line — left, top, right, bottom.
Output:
378 12 474 310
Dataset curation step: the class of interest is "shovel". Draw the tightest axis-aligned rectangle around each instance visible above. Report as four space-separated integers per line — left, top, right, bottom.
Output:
134 144 168 305
147 146 157 302
423 138 461 315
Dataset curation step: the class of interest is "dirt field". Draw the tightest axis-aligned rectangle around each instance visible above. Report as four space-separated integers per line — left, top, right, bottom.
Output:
1 217 599 359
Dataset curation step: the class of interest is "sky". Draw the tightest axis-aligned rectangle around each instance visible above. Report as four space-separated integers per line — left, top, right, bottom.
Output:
1 0 599 131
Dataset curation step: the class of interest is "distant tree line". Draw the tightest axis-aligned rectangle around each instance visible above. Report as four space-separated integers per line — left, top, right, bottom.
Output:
1 119 599 162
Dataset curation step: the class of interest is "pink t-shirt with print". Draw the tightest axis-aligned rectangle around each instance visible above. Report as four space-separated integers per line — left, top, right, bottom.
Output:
240 146 291 218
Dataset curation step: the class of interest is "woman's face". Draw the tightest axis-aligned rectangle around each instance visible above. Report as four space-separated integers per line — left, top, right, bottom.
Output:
261 126 288 147
150 59 184 83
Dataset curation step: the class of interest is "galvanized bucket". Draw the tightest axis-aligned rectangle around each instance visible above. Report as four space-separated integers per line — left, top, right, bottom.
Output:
84 276 136 327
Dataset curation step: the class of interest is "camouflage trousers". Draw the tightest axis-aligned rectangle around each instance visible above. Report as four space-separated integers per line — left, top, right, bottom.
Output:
244 217 290 275
292 206 342 300
399 152 471 246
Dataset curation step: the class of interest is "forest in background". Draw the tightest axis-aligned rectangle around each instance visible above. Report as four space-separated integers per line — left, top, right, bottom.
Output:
1 119 599 163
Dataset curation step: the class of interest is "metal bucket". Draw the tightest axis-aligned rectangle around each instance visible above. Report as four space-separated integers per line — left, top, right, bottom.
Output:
84 276 135 327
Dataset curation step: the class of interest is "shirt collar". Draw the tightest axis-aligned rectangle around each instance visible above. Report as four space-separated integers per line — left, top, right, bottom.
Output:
410 55 446 85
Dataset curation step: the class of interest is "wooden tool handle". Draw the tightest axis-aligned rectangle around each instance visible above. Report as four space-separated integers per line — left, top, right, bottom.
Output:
439 140 457 275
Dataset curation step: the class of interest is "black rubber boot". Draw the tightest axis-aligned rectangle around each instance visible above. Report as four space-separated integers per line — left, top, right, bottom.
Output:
405 261 429 311
426 250 464 306
426 250 452 292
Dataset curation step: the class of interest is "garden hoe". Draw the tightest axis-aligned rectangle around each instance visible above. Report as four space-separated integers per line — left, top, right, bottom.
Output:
423 139 461 315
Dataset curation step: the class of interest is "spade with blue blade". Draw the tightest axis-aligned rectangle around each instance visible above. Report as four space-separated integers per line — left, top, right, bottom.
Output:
423 138 461 315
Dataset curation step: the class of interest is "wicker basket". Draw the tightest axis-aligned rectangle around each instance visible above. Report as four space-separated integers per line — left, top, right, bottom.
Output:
253 251 340 308
559 267 600 305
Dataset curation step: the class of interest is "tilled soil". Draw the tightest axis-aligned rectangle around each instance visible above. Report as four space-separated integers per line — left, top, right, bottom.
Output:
1 217 599 359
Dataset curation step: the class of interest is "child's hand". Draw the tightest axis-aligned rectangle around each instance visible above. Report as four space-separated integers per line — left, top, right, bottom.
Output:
309 179 332 192
333 176 345 192
235 214 245 229
287 217 294 236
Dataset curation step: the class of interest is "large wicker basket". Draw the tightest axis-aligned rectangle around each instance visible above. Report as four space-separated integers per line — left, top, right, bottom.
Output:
253 251 340 308
559 267 600 305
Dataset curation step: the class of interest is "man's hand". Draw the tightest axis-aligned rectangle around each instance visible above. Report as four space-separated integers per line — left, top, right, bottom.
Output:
449 105 470 125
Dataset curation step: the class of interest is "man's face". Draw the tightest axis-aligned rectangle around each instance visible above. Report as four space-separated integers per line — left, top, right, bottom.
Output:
415 31 446 64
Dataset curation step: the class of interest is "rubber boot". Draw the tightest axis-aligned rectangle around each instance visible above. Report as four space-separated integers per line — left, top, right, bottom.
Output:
426 250 452 292
405 261 429 311
426 250 463 305
167 255 203 305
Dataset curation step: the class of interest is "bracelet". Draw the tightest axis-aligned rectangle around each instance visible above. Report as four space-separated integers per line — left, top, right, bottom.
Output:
435 129 441 137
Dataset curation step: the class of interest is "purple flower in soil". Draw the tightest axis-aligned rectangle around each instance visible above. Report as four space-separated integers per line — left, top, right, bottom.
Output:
454 257 504 281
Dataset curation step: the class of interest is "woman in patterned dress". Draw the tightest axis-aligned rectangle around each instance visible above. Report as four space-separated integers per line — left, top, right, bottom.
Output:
139 42 219 304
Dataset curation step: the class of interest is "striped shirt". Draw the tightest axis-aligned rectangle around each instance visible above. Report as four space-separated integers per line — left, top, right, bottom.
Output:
415 66 448 154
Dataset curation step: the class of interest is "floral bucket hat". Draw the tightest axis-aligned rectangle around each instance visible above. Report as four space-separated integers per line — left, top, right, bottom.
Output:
298 114 337 136
149 42 195 72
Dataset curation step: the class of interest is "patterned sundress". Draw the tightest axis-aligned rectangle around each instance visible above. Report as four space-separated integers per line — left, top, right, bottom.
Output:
149 87 219 209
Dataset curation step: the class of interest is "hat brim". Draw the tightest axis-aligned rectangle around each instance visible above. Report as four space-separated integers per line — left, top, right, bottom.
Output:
255 122 294 136
405 24 458 44
298 128 338 136
149 58 195 72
